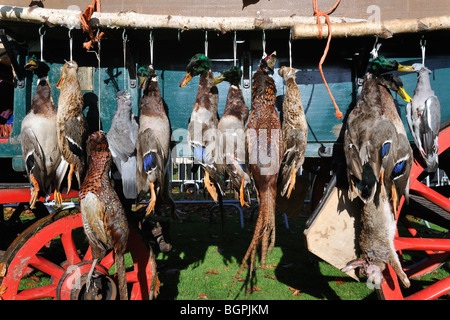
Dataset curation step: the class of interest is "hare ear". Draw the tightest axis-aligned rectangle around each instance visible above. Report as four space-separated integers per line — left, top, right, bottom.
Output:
341 258 366 273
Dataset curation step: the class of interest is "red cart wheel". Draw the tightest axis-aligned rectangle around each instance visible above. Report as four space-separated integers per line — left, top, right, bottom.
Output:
378 123 450 300
0 208 158 300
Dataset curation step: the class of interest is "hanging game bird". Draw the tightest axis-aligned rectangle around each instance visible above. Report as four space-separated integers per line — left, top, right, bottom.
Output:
232 52 281 288
20 57 68 208
277 66 308 199
343 57 414 288
56 60 88 193
212 66 252 206
107 90 139 200
79 131 129 300
180 53 226 202
406 63 441 172
136 65 175 216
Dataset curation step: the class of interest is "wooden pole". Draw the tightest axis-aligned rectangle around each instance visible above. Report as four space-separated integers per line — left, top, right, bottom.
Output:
292 16 450 39
0 5 362 32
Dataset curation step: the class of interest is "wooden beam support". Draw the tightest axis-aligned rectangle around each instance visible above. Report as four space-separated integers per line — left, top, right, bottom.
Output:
292 15 450 39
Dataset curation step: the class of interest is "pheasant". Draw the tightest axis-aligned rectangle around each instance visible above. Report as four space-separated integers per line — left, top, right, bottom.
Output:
56 60 88 193
212 66 251 206
107 90 139 200
20 57 68 208
79 131 129 300
232 51 281 288
180 53 225 202
277 66 308 199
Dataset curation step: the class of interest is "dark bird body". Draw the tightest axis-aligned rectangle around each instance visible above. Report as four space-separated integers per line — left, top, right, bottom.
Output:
107 90 139 199
20 58 67 208
213 66 251 206
406 63 441 172
56 60 88 193
80 131 129 300
278 66 308 199
234 52 281 284
136 66 175 216
180 54 225 202
343 57 414 288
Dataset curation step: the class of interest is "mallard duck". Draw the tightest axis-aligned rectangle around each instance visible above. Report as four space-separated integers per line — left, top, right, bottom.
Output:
56 60 88 193
374 73 414 212
136 65 175 216
20 57 68 208
79 131 129 300
233 51 281 284
180 53 225 202
212 66 251 206
406 63 441 173
277 66 308 199
341 182 410 288
107 90 139 199
368 56 414 75
344 59 413 207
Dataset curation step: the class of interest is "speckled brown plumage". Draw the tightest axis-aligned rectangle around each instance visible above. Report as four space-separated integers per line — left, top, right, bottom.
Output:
232 52 281 290
80 131 129 300
278 66 308 199
56 60 88 193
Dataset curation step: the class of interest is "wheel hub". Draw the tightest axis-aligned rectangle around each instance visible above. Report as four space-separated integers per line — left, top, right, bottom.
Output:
56 261 117 300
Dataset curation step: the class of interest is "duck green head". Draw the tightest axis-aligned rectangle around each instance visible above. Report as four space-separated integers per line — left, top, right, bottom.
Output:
137 65 157 89
179 53 211 87
24 55 50 78
376 73 413 102
369 56 414 75
212 66 242 86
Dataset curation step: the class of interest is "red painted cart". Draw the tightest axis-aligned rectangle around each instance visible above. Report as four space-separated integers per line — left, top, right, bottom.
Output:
378 124 450 300
0 189 159 300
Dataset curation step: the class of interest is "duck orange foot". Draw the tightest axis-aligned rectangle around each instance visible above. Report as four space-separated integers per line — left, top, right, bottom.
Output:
29 174 40 209
204 172 218 202
286 169 297 199
239 177 250 207
145 182 156 216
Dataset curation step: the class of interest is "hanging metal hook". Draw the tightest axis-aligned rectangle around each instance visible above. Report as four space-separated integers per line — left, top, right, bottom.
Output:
262 30 267 58
420 35 427 65
370 36 381 59
289 29 293 69
39 25 46 62
122 29 128 90
149 30 154 67
204 30 208 57
68 28 73 61
233 31 237 67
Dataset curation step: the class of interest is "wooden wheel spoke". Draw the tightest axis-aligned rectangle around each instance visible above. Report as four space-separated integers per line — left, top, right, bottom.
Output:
28 254 65 280
60 230 82 265
16 284 57 300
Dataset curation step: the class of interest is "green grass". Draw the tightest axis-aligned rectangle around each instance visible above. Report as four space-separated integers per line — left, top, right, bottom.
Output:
151 202 450 300
6 199 450 300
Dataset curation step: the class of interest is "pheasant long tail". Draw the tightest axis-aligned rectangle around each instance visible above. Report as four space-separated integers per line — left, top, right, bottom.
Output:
229 185 276 295
115 251 128 300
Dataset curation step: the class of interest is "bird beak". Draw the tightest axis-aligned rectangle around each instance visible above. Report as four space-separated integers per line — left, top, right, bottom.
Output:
397 87 413 102
56 76 64 89
179 72 193 87
138 76 145 89
265 51 277 70
211 74 225 86
24 60 37 70
397 63 414 72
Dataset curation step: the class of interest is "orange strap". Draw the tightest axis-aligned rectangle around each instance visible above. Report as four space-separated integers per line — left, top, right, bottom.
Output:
313 0 343 119
80 0 104 50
